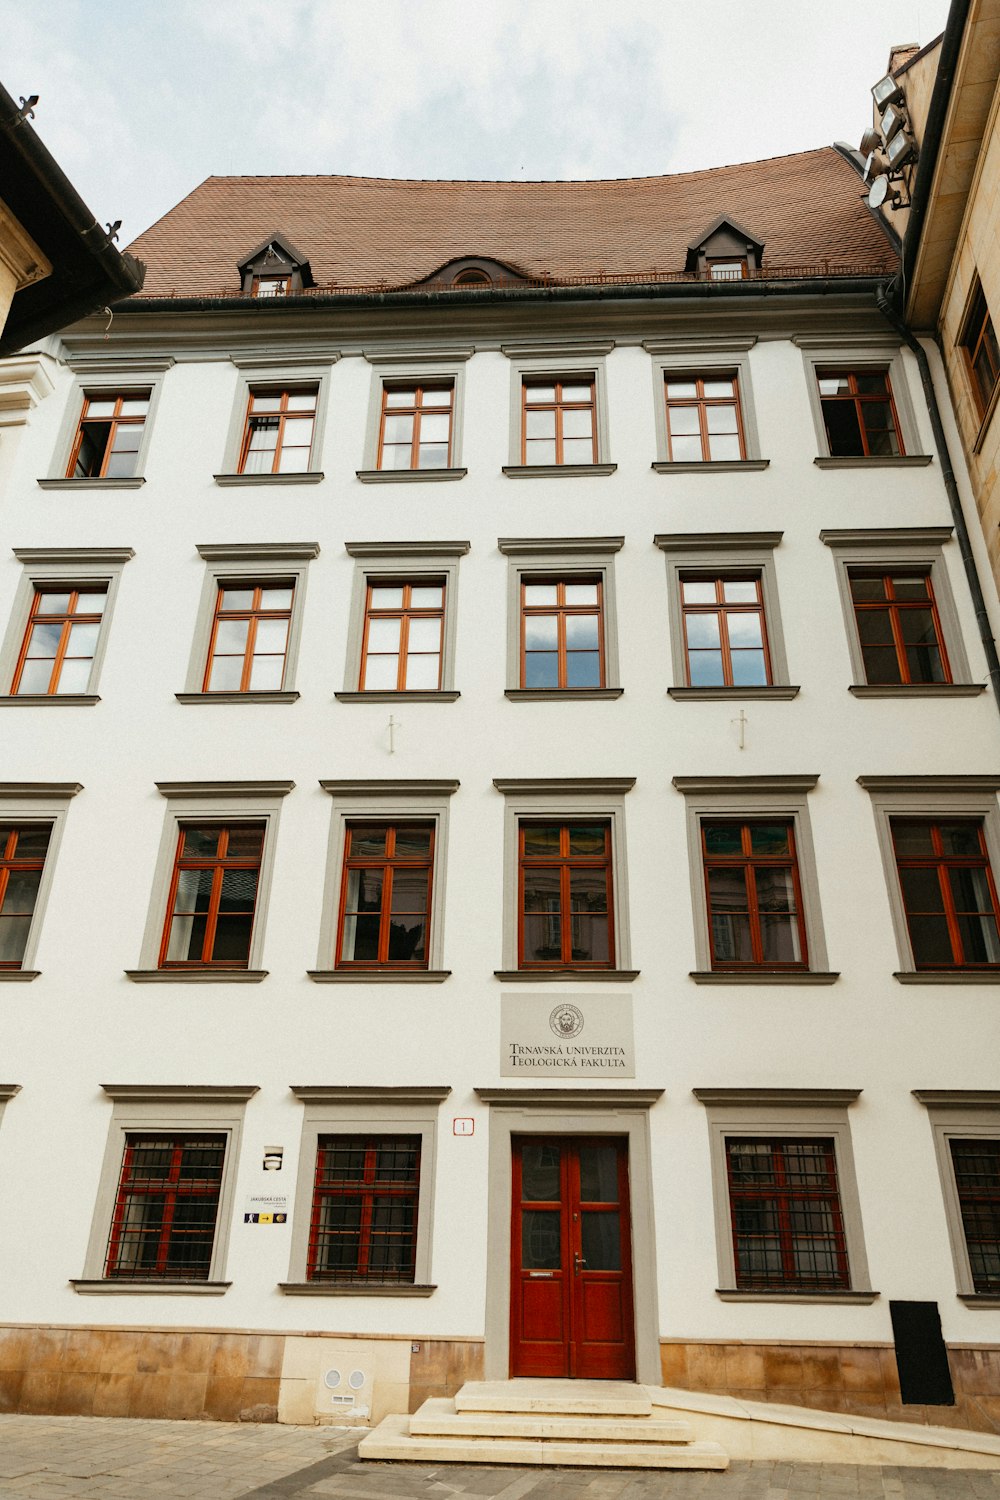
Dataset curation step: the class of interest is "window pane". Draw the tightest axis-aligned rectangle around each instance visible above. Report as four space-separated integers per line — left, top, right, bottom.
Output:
0 915 31 964
220 588 254 611
899 867 946 913
707 432 743 460
226 826 264 858
524 653 559 688
686 614 721 648
704 824 742 855
939 824 982 856
760 914 802 963
259 587 293 611
568 825 607 856
248 655 284 691
682 581 717 605
727 613 763 649
0 868 41 917
182 828 220 858
383 414 414 445
345 868 384 911
706 404 738 434
214 619 250 655
668 406 701 435
384 388 415 408
367 618 401 653
581 1212 621 1269
957 914 1000 964
579 1145 619 1203
525 438 556 464
522 825 560 856
362 654 400 690
402 653 440 689
524 385 555 404
524 611 558 649
561 385 592 404
665 380 698 398
822 400 864 455
523 584 558 606
562 438 594 464
207 656 244 692
909 916 955 965
565 652 601 688
522 1210 561 1268
564 615 599 650
850 575 887 602
563 582 599 606
561 408 593 439
409 586 444 609
370 586 404 609
407 617 441 653
670 435 703 462
749 824 791 856
521 1142 560 1202
730 650 768 686
393 828 432 857
525 409 555 439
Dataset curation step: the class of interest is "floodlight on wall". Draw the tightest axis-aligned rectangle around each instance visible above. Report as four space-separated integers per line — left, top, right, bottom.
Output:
859 128 881 156
885 128 918 170
863 149 889 183
872 74 904 109
867 174 901 211
880 101 907 143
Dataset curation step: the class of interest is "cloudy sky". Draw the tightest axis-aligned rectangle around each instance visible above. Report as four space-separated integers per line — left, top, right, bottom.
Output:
8 0 949 247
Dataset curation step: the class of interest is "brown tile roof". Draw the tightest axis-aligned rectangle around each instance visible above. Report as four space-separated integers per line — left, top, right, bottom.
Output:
127 147 897 298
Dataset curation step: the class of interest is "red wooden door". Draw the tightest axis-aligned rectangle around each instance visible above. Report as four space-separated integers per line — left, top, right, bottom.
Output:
510 1136 635 1379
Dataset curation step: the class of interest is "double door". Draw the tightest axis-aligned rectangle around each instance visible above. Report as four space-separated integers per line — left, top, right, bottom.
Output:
510 1136 635 1379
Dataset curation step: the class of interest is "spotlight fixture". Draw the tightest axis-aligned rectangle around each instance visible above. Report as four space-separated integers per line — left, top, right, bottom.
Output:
867 175 900 211
872 74 904 110
880 101 907 142
859 127 881 156
885 129 918 170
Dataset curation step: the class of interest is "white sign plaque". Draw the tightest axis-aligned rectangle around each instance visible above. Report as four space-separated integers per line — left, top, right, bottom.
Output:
500 994 635 1077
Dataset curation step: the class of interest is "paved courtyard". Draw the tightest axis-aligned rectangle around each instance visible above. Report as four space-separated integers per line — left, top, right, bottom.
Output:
0 1415 998 1499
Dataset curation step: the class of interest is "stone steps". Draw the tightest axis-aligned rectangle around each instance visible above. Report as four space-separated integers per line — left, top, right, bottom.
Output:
358 1380 729 1470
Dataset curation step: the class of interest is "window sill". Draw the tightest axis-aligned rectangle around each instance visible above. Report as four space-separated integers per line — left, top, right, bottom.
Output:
279 1281 436 1297
0 694 99 707
849 683 986 698
669 686 800 701
71 1279 231 1295
334 690 460 703
308 969 451 983
495 969 640 983
37 477 145 490
0 970 40 982
958 1293 1000 1307
502 463 617 479
716 1288 879 1304
213 471 325 486
505 688 623 701
690 970 840 985
124 969 268 983
813 455 933 469
894 969 1000 984
651 459 770 474
355 468 467 484
175 691 300 705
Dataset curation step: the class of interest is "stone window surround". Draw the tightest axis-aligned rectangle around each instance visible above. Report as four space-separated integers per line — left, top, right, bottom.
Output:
672 775 836 983
125 780 293 982
912 1090 1000 1305
492 777 637 980
39 358 172 489
644 336 767 473
819 528 980 697
857 775 1000 983
0 548 134 707
280 1085 450 1295
214 354 338 485
475 1085 664 1384
177 543 320 705
0 781 82 981
356 347 471 482
310 779 459 982
693 1086 876 1303
498 536 624 700
72 1083 257 1294
336 541 470 702
501 340 615 477
793 335 930 468
654 532 797 700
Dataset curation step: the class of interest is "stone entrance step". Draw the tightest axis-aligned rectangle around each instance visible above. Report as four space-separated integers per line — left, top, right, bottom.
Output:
454 1378 653 1416
410 1395 695 1443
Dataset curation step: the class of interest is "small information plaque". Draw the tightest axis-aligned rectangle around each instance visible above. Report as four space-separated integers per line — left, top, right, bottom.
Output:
500 994 635 1078
244 1193 288 1225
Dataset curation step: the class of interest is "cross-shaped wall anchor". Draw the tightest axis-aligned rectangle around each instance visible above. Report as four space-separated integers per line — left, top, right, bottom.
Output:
731 708 748 750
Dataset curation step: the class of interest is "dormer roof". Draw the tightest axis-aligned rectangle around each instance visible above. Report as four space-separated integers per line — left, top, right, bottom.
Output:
236 231 315 287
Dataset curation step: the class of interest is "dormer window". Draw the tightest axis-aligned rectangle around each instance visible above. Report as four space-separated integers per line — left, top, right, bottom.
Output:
686 217 763 280
707 259 747 282
237 233 314 297
454 268 492 287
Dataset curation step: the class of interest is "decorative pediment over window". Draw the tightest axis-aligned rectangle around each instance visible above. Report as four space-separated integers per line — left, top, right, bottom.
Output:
685 216 765 280
237 233 315 297
410 256 530 290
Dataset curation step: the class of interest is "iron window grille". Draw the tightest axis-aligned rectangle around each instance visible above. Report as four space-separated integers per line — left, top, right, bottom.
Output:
104 1133 226 1281
848 568 950 685
203 580 293 693
0 825 50 969
377 384 454 470
680 574 770 686
159 823 265 969
817 369 904 457
518 820 614 969
238 386 318 475
521 576 603 690
702 820 808 969
307 1134 420 1283
359 581 445 692
664 374 745 462
521 379 597 465
66 391 150 479
890 818 1000 969
726 1137 850 1291
336 823 434 968
12 585 108 696
959 280 1000 421
950 1138 1000 1294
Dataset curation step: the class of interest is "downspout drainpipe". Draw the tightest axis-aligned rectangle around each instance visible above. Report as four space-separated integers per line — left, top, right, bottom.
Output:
875 280 1000 715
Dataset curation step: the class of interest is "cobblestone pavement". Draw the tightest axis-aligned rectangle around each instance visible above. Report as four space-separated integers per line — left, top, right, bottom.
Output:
0 1415 998 1500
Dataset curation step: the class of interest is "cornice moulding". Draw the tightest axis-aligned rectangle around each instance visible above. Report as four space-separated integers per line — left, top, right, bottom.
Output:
498 536 624 556
64 356 175 373
101 1084 259 1102
0 1084 22 1100
643 336 757 354
320 779 459 797
501 340 615 358
363 346 474 364
0 357 55 425
155 780 294 798
820 527 953 547
655 532 782 552
793 333 902 349
493 777 636 795
673 775 819 794
290 1085 451 1103
858 775 1000 793
0 782 82 798
475 1087 663 1107
196 542 320 562
693 1088 861 1107
345 540 470 558
230 350 341 369
13 547 135 566
912 1090 1000 1108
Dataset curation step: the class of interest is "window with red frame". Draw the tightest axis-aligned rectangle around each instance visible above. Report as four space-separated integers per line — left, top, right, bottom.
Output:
12 585 108 696
377 384 453 470
104 1133 226 1281
950 1138 1000 1294
238 386 317 475
203 580 293 693
521 577 603 690
159 824 264 969
959 280 1000 421
0 825 50 969
664 374 745 462
817 369 903 456
680 575 769 686
848 569 949 685
307 1135 420 1283
522 379 596 465
519 821 613 968
726 1138 850 1291
890 819 1000 969
702 820 807 969
360 581 444 691
336 824 433 968
66 391 150 479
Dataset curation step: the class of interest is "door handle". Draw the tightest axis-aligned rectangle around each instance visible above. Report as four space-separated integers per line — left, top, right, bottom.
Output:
573 1253 587 1273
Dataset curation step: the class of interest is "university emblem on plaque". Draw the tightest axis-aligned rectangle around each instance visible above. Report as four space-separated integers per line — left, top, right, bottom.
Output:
549 1002 584 1039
